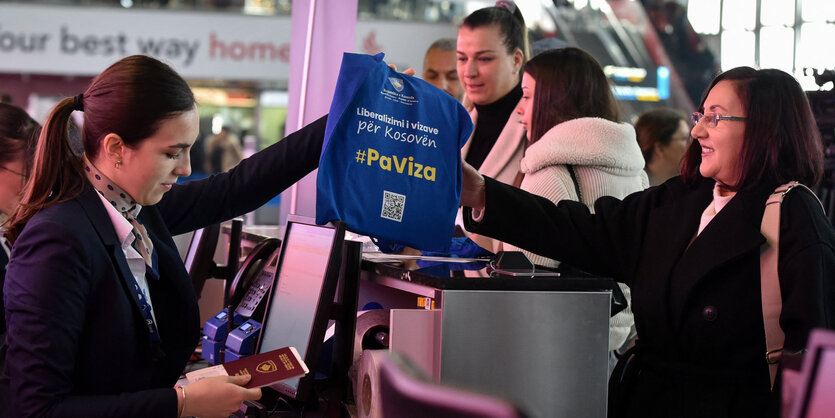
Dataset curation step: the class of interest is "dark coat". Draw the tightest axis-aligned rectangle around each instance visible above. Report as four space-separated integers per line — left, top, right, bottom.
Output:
466 175 835 418
0 246 6 337
1 116 326 417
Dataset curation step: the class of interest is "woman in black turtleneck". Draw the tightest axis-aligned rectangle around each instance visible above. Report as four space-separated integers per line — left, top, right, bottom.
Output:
465 84 522 170
456 2 528 252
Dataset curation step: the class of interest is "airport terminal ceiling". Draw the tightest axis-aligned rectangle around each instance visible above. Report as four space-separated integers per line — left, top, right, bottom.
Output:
2 0 834 223
2 0 833 122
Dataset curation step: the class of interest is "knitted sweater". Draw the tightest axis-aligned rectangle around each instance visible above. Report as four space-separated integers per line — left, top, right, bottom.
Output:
505 117 648 350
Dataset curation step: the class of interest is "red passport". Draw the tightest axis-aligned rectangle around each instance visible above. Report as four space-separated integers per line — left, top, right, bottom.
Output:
186 346 309 389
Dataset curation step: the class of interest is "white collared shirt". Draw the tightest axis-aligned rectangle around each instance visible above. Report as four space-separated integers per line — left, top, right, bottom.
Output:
696 183 735 236
97 192 156 322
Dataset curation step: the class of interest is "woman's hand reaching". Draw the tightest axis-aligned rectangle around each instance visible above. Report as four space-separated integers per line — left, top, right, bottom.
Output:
460 158 486 211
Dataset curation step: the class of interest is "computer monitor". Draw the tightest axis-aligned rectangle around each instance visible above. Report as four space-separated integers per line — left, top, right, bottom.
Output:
184 220 242 303
255 215 347 403
184 223 221 297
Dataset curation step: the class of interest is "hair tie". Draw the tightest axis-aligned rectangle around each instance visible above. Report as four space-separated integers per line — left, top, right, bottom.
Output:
495 0 517 13
73 93 84 112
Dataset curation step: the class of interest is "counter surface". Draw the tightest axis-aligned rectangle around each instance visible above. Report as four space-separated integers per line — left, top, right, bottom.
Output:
361 257 626 315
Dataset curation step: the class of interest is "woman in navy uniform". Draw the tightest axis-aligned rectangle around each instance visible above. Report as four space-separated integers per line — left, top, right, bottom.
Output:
2 55 327 418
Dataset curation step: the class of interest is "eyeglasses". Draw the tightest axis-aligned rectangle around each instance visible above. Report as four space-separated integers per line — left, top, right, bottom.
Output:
0 165 26 178
691 112 746 128
0 165 26 182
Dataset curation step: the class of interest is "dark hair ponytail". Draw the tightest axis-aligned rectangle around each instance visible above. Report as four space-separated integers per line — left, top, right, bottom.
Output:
7 55 195 242
462 2 529 63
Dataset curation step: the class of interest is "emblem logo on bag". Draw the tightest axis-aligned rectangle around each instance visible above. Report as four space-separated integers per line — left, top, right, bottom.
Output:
388 77 404 92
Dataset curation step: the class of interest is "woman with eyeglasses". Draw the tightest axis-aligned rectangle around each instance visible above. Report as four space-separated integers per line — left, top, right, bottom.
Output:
0 103 40 338
0 104 38 221
459 66 835 417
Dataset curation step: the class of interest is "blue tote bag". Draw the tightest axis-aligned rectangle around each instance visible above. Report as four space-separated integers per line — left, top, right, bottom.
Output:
316 53 473 251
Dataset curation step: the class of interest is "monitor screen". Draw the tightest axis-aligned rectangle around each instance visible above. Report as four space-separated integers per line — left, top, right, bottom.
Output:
256 215 345 401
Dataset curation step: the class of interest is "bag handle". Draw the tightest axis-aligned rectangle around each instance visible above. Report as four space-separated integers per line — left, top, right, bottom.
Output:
567 165 582 203
760 181 823 389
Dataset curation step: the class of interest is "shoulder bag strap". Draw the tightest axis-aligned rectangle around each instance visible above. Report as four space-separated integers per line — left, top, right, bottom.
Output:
511 170 525 189
567 165 582 203
760 181 824 389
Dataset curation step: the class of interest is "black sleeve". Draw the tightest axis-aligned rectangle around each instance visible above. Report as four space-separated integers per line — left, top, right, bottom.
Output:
463 176 654 284
157 115 328 235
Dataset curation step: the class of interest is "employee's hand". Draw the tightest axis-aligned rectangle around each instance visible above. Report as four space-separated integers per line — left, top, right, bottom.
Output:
460 158 486 211
387 63 416 76
181 374 261 418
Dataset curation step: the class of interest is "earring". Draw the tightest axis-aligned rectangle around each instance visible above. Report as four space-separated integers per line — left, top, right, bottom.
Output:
115 159 122 169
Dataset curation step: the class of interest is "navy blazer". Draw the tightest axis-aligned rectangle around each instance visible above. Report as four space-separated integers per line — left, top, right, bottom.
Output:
2 116 326 417
466 175 835 418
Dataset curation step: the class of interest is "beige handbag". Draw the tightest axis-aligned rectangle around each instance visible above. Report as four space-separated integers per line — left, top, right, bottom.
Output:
759 181 824 390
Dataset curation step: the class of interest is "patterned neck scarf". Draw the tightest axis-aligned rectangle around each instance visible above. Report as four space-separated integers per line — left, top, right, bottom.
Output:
82 155 154 269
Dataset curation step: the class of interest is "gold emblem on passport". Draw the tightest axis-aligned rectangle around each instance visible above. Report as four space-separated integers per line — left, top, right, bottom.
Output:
256 360 278 374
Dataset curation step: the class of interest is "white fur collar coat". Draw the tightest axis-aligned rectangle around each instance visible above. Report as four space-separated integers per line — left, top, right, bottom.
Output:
507 117 648 351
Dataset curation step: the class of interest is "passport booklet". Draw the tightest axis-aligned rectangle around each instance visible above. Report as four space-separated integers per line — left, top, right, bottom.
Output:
186 346 309 389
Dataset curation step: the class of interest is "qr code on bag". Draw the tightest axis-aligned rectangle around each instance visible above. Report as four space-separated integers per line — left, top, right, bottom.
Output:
381 190 406 222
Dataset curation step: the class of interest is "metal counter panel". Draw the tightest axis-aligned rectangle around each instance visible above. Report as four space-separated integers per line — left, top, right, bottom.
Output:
440 290 610 418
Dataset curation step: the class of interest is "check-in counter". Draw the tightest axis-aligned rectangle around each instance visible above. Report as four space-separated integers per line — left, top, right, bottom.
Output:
204 225 619 417
359 258 619 418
